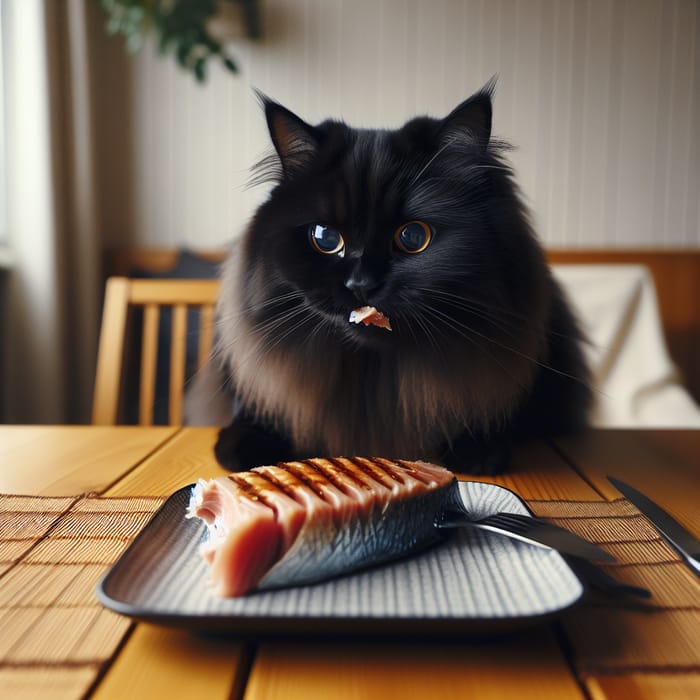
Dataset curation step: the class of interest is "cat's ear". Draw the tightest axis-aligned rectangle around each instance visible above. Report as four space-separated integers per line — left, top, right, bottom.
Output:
258 92 320 177
439 79 495 151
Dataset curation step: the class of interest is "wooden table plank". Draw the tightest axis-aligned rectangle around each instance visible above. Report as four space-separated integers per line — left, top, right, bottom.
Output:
0 426 177 496
245 630 586 700
587 673 700 700
0 667 98 700
456 439 603 501
562 607 700 673
555 430 700 536
92 625 250 700
105 428 225 496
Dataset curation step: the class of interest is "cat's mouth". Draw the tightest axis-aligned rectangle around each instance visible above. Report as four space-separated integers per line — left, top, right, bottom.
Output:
348 306 393 332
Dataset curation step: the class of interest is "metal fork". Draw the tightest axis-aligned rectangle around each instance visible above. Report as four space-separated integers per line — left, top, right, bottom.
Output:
439 510 651 599
437 509 652 599
436 509 616 563
566 557 651 600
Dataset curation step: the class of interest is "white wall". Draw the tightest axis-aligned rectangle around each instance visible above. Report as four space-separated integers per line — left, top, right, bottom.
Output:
93 0 700 251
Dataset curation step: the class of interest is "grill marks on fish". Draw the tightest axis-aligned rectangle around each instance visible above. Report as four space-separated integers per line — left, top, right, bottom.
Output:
188 457 458 597
336 457 400 490
227 473 277 512
287 460 348 501
310 458 364 495
310 458 382 495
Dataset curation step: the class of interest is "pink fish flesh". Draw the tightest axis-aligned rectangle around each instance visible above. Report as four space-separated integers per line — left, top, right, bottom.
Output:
348 306 392 331
187 457 459 597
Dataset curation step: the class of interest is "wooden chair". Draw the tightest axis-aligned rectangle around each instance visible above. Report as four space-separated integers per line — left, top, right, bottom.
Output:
100 248 700 406
92 276 220 426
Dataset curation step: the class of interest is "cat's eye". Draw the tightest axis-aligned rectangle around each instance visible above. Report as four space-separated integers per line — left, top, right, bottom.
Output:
309 224 345 255
394 220 432 254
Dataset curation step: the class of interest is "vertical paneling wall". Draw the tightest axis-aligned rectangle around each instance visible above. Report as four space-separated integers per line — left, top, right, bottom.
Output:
93 0 700 250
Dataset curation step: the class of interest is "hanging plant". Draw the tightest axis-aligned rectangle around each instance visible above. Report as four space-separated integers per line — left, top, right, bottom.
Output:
99 0 261 82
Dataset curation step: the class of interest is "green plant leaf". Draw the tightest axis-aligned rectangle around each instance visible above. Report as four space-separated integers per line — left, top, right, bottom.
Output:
99 0 258 82
223 57 238 73
194 58 206 82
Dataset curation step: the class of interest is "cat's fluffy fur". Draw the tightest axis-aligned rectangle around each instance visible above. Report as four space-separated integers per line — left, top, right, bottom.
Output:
186 84 592 473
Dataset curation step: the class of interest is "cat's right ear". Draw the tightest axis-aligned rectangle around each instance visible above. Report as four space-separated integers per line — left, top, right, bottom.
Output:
258 92 320 178
439 78 496 152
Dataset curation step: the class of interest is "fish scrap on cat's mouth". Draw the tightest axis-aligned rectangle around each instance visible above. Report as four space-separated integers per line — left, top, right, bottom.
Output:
348 306 392 331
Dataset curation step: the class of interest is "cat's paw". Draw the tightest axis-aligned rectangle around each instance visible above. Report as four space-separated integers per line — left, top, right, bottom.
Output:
440 434 512 475
214 419 294 472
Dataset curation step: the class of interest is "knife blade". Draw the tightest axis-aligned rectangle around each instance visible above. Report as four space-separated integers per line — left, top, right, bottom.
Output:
436 509 616 563
607 476 700 576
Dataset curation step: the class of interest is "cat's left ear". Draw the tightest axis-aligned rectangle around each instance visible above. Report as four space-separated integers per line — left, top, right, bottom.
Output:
258 92 320 177
439 80 495 151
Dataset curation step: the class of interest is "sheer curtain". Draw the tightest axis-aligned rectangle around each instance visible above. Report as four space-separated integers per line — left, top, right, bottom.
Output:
2 0 101 423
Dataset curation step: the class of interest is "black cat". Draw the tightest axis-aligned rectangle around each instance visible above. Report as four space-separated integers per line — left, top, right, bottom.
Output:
185 83 592 473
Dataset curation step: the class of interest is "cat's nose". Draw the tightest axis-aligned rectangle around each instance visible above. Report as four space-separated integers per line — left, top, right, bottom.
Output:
345 269 380 303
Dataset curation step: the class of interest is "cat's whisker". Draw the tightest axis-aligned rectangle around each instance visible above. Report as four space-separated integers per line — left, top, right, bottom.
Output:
412 299 531 395
412 286 524 339
412 299 479 347
250 305 309 336
465 297 605 351
407 137 457 190
401 304 449 356
243 309 307 351
214 307 302 350
390 307 420 348
403 312 438 353
236 314 333 395
414 286 520 319
301 314 334 348
215 290 306 324
433 300 523 339
467 164 511 173
216 313 318 390
256 310 322 356
212 302 311 363
411 299 532 400
415 285 604 351
417 299 595 391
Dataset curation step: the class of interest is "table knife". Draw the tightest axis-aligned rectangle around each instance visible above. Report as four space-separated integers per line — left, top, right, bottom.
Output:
608 476 700 576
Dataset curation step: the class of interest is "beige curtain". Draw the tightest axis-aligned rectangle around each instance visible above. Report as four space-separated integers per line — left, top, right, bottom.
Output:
2 0 101 423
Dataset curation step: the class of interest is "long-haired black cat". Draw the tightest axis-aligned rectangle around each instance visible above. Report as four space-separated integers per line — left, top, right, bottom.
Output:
186 83 592 473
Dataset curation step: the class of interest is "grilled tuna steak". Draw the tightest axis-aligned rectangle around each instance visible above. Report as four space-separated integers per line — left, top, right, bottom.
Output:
187 457 459 597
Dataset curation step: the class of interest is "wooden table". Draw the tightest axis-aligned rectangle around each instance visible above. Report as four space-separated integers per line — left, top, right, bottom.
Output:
1 426 699 699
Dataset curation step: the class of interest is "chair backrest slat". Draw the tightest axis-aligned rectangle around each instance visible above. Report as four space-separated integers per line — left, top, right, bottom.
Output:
92 278 130 425
169 303 188 425
92 277 220 426
139 304 160 426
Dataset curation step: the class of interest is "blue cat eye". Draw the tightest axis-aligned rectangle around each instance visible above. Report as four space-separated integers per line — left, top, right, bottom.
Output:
394 220 432 254
309 224 345 255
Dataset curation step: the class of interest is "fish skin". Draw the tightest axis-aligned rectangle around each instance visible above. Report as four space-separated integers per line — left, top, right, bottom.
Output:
188 458 460 597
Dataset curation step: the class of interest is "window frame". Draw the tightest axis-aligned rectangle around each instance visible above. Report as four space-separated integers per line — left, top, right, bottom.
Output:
0 3 8 257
